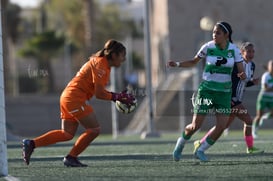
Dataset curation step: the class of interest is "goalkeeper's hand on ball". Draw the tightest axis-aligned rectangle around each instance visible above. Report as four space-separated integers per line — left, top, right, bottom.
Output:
111 90 136 106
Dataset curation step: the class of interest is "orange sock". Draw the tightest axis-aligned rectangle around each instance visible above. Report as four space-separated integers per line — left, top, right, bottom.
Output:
69 127 100 157
34 130 74 147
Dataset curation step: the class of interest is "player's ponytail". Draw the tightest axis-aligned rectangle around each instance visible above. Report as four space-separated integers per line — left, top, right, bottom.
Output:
95 48 105 57
95 39 126 60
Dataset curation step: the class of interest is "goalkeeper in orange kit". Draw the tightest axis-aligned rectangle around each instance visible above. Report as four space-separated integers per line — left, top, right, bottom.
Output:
22 39 135 167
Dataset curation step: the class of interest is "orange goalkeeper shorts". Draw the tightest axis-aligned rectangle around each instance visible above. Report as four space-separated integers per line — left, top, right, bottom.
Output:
60 96 93 121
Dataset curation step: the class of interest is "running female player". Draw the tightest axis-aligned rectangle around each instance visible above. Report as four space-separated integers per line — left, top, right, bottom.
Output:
252 60 273 138
194 42 263 154
167 21 246 162
22 39 135 167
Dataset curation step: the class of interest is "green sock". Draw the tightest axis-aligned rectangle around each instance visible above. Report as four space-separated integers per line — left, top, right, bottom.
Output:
182 131 191 140
206 136 215 145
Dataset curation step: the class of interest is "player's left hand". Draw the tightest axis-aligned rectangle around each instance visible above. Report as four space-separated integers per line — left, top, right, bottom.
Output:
237 72 246 80
253 77 260 85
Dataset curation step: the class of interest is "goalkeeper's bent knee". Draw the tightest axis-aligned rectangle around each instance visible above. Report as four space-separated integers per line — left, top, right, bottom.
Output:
86 127 101 138
62 130 74 141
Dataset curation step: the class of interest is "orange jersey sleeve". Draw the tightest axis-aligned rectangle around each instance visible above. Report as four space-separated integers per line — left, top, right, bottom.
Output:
62 56 112 101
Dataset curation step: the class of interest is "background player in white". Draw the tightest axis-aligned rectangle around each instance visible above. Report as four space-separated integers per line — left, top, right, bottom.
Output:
252 60 273 138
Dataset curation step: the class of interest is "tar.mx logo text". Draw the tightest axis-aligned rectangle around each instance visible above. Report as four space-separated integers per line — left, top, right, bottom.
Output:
190 93 212 107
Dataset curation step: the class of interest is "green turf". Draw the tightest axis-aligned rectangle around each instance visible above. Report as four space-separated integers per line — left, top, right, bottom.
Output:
3 130 273 181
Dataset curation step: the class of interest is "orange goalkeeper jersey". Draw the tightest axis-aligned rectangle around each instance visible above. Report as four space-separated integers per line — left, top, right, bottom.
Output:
61 56 112 101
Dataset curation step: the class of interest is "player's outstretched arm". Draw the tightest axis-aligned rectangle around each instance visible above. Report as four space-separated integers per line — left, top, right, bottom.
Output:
166 56 200 68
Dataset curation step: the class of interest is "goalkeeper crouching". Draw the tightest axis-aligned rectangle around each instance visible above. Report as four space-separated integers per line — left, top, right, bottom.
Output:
22 39 135 167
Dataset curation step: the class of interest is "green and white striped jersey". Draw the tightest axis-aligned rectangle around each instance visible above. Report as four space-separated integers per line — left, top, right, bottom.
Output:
260 72 273 98
196 41 243 92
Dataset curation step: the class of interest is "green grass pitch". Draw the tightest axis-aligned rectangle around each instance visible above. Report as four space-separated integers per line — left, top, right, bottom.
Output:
3 130 273 181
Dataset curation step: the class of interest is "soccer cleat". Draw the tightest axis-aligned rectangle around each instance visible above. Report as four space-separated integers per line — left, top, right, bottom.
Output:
247 147 264 154
63 155 88 167
22 139 35 165
173 138 184 162
193 140 201 154
195 151 209 162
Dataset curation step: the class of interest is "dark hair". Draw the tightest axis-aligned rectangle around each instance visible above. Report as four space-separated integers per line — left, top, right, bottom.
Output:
95 39 126 60
216 21 233 43
240 42 254 51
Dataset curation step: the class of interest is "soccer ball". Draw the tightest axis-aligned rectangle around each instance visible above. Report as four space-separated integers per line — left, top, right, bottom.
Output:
115 99 137 114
